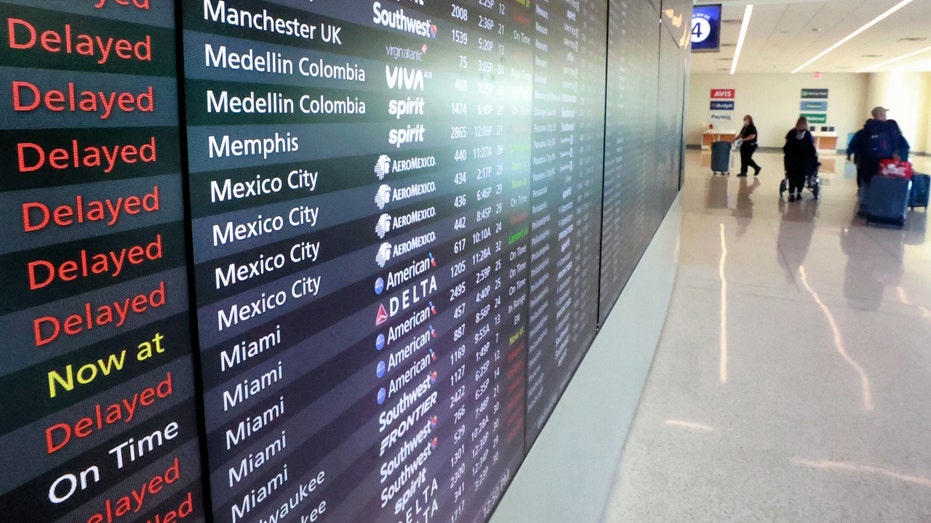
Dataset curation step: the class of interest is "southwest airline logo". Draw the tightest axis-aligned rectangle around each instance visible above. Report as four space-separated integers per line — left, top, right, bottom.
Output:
372 2 436 38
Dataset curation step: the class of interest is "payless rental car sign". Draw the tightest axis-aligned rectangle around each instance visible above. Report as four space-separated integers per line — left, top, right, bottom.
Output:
709 89 734 122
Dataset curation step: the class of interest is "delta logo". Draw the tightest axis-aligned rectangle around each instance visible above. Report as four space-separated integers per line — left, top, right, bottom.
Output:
376 303 389 325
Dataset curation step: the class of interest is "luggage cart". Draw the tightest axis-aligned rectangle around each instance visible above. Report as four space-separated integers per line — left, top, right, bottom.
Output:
710 140 731 176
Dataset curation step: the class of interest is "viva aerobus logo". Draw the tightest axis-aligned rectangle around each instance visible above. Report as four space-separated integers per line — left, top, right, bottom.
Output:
385 66 429 91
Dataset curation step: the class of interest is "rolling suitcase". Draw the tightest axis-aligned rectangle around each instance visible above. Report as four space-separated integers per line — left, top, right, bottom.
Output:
909 173 929 210
710 141 731 175
865 176 911 227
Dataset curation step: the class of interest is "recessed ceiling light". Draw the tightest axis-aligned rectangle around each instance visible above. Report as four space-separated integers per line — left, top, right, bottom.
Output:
861 54 882 57
722 43 736 47
722 19 742 24
898 37 928 42
811 28 822 32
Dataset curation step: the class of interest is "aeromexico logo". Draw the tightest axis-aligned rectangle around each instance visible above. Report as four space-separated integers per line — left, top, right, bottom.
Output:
372 2 437 38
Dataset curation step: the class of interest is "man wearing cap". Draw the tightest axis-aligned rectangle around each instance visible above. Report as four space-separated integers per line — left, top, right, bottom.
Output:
854 106 899 186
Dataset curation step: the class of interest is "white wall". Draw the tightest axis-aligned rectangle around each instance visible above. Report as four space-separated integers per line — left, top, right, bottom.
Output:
686 73 869 150
868 71 931 155
688 72 931 154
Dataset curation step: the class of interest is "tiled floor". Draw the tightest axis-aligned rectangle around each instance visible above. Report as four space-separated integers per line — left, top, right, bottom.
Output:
603 150 931 521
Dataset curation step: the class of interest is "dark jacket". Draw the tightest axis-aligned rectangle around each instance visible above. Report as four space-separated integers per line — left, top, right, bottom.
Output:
783 128 817 174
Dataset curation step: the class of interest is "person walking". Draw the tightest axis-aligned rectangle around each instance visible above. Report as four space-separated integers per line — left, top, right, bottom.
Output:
737 114 761 176
846 120 870 189
783 116 817 202
856 106 899 185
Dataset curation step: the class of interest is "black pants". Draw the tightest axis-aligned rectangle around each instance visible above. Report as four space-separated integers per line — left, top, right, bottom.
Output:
740 143 759 173
787 168 806 195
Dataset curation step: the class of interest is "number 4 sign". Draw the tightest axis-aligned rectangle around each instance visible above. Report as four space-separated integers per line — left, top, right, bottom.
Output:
691 4 721 52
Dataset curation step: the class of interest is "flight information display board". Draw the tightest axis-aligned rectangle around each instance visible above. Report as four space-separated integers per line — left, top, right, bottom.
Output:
0 1 205 521
0 0 690 521
600 0 663 321
525 0 606 444
182 0 531 521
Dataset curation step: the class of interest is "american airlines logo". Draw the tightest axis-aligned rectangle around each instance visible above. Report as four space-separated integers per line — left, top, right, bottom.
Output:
385 66 427 91
375 154 391 179
376 213 392 239
375 184 392 209
376 242 392 268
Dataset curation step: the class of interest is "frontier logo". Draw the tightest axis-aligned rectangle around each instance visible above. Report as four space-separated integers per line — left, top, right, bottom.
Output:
372 2 437 38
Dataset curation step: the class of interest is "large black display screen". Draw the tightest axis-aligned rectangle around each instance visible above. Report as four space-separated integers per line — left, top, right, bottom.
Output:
0 1 205 521
600 0 663 321
0 0 688 521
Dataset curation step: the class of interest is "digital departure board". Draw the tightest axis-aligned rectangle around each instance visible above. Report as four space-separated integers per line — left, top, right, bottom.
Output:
0 1 205 521
0 1 690 521
600 0 663 321
525 0 606 445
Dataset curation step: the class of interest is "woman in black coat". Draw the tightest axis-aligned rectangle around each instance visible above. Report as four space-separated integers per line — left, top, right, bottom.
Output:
783 117 817 202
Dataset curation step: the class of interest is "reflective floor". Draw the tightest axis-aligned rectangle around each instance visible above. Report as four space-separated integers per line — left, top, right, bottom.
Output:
603 149 931 521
